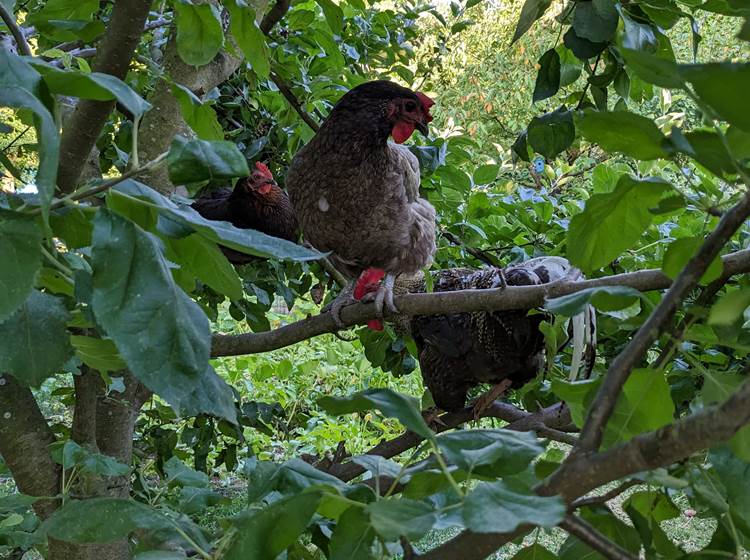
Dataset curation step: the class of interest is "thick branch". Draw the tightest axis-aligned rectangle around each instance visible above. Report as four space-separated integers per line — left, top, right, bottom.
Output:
211 248 750 357
576 191 750 453
0 3 31 56
559 515 637 560
419 371 750 559
0 374 60 519
57 0 153 193
260 0 290 33
325 402 574 482
72 367 101 447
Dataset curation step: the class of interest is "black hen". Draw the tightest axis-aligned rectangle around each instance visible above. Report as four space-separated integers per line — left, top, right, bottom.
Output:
191 162 298 263
394 257 596 412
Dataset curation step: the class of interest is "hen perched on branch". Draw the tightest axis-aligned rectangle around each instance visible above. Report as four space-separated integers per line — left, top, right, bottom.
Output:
286 80 437 326
191 162 298 264
392 256 596 414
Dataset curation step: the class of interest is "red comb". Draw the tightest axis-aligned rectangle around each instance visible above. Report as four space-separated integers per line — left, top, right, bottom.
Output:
254 161 273 179
416 92 435 122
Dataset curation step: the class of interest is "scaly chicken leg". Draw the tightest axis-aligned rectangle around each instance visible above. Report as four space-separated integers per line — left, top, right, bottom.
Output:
360 272 399 318
323 281 357 329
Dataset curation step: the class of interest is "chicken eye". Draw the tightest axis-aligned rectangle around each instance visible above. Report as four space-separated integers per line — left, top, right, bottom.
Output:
404 100 417 112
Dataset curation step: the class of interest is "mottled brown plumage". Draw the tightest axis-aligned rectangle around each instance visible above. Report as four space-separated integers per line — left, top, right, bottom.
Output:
191 162 298 264
286 80 437 320
394 257 596 412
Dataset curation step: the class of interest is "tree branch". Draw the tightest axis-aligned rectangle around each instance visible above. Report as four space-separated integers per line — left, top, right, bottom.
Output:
270 72 320 131
211 248 750 357
576 191 750 454
56 0 153 193
559 515 638 560
323 401 574 482
0 2 32 56
260 0 290 34
570 480 640 509
419 371 750 559
0 374 60 519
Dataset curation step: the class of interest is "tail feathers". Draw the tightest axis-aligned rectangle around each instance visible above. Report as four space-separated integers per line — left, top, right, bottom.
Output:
568 303 596 381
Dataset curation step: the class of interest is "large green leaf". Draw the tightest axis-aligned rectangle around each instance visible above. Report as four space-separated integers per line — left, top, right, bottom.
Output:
42 498 170 543
0 49 47 101
463 479 566 533
510 544 558 560
619 47 683 89
533 49 561 103
703 374 750 461
527 107 575 159
709 288 750 326
567 175 672 272
58 441 129 477
226 492 321 560
167 136 249 184
709 448 750 536
318 388 434 440
164 234 243 300
174 0 224 66
0 210 42 320
575 110 670 160
511 0 552 44
90 209 230 418
0 87 59 219
0 290 72 387
70 335 127 373
111 180 320 261
436 429 544 476
680 63 750 132
367 499 438 541
662 236 723 286
316 0 344 35
329 505 378 560
31 63 151 118
545 286 642 317
573 0 619 43
170 84 224 140
227 0 270 79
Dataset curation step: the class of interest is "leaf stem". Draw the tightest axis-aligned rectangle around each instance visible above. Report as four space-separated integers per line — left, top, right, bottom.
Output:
40 245 74 278
430 441 464 499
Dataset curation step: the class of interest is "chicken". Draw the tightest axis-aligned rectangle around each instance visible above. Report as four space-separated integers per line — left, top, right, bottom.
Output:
285 80 437 326
392 257 596 414
191 162 298 264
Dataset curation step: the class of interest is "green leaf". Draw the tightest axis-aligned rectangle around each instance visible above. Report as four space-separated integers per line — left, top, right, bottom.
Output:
575 110 670 160
533 49 561 103
567 175 672 272
573 0 619 43
42 498 169 543
557 45 582 87
49 207 93 249
90 209 235 419
165 234 243 300
226 492 321 560
511 0 552 44
550 378 599 428
703 374 750 461
112 180 319 261
164 456 209 487
318 388 434 440
167 136 249 184
70 335 127 373
0 210 42 320
709 288 750 326
436 429 544 476
564 27 607 60
171 84 223 141
673 129 738 177
527 107 575 159
605 368 675 447
662 236 723 286
510 543 558 560
0 290 72 387
545 286 642 316
177 486 229 515
559 505 641 560
463 479 566 533
31 63 151 118
620 11 657 51
473 164 499 185
709 448 750 532
316 0 344 34
680 63 750 132
367 499 438 541
174 0 224 66
619 47 683 89
59 441 129 477
329 505 378 560
0 87 59 220
227 0 270 79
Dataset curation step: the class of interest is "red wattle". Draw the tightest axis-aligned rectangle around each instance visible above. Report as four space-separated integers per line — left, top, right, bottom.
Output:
367 319 384 331
354 268 386 300
392 121 415 144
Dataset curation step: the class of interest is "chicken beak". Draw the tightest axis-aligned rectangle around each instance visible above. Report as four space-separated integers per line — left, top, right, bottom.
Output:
415 120 430 137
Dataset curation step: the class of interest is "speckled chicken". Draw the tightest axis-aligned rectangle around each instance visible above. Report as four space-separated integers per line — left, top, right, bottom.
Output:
285 80 437 324
191 162 298 264
393 257 596 413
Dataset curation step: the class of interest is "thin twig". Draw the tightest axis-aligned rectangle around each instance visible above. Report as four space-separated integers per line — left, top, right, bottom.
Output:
0 3 31 56
270 72 320 131
575 190 750 454
560 515 638 560
441 229 498 266
570 480 640 509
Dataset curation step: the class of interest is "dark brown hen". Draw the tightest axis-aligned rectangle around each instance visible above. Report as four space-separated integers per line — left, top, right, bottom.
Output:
191 162 298 264
285 80 437 325
394 257 596 412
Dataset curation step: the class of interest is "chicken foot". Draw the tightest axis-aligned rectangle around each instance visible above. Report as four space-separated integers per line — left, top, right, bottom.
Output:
359 272 399 318
321 281 357 329
472 378 513 420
